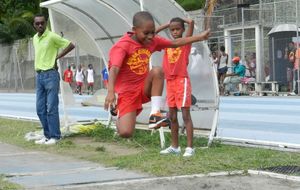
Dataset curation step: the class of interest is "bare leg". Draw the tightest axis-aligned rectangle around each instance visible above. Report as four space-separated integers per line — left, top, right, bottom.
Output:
219 73 225 95
144 67 164 97
116 111 136 138
182 107 193 148
169 107 179 148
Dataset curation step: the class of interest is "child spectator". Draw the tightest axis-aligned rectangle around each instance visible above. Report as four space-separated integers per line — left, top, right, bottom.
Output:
218 46 228 95
101 67 109 89
63 65 73 86
75 64 84 95
86 64 95 95
104 11 210 138
156 17 196 157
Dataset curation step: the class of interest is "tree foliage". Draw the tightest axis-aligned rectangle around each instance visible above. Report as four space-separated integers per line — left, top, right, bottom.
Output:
175 0 206 11
0 0 47 44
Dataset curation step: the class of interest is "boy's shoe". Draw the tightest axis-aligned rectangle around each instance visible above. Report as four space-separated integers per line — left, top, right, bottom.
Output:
44 138 59 145
160 146 181 155
183 147 195 157
148 112 170 129
34 137 49 145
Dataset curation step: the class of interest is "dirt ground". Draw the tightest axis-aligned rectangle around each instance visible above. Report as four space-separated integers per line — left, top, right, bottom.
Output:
51 174 300 190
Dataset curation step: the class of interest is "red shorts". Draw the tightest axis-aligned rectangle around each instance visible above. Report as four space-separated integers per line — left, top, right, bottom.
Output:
76 81 83 86
88 82 94 86
166 77 191 109
116 85 150 118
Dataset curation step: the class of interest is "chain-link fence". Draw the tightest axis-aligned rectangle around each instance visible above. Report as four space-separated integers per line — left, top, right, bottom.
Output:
207 0 300 93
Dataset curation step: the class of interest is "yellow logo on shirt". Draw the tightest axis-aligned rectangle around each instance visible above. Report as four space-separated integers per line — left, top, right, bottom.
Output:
167 47 182 64
127 48 151 75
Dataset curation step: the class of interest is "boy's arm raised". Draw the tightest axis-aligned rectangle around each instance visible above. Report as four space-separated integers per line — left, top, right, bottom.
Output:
104 66 119 111
170 29 210 48
183 18 194 37
155 23 170 34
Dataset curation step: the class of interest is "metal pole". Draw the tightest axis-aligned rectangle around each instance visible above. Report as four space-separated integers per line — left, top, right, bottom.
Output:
297 0 300 95
274 1 277 24
272 37 275 82
241 7 245 62
139 0 144 11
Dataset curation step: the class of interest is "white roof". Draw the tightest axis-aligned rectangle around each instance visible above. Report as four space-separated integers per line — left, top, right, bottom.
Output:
41 0 189 61
268 24 300 35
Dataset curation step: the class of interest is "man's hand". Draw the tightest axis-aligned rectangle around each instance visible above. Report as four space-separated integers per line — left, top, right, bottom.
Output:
104 91 116 111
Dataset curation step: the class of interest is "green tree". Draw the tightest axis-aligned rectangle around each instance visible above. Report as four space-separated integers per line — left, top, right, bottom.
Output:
176 0 206 11
0 0 46 44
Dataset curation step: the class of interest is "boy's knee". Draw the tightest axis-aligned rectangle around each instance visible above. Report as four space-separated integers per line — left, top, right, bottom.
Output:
118 131 133 138
151 67 164 77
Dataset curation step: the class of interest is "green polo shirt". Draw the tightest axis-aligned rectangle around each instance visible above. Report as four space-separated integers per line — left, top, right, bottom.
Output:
33 29 70 71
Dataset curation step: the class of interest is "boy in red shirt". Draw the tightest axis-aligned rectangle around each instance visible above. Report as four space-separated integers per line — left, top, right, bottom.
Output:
156 17 196 157
63 65 73 86
104 11 210 138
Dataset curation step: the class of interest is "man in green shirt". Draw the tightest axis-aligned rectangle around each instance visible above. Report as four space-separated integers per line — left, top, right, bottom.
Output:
33 13 75 145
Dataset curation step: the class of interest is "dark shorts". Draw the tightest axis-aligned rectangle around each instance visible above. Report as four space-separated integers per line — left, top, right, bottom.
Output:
218 66 228 74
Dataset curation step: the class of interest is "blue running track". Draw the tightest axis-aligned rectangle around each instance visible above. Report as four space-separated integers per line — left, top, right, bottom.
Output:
0 93 299 145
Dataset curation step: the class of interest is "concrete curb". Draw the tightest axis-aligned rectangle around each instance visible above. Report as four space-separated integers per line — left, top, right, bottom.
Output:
54 170 300 189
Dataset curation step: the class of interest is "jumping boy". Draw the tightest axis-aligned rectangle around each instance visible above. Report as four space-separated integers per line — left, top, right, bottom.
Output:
156 17 196 157
104 11 210 138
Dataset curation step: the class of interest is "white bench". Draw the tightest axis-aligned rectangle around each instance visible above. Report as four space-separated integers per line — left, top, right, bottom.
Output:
239 81 279 96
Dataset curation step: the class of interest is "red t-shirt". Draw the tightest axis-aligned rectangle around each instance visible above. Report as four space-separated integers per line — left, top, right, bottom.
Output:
109 32 172 93
64 69 73 83
163 44 192 79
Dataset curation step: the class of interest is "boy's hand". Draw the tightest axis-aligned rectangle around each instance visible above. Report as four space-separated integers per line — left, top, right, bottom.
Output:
202 29 211 40
104 91 115 111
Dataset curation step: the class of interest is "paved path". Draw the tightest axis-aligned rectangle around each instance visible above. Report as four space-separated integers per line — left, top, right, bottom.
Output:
0 142 148 189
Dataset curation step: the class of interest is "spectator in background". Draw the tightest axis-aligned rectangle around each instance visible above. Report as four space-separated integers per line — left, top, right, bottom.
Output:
101 67 108 89
285 42 296 94
70 63 76 82
86 64 95 95
291 46 300 95
218 46 228 95
249 53 256 78
223 56 246 96
212 51 219 72
75 64 85 95
63 65 73 86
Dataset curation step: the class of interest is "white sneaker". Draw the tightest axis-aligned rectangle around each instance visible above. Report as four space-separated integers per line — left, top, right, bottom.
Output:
183 147 195 157
34 137 49 145
44 138 59 145
160 146 181 155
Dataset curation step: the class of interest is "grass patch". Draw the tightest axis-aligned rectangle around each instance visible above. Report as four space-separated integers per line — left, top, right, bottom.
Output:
0 118 300 177
0 175 22 190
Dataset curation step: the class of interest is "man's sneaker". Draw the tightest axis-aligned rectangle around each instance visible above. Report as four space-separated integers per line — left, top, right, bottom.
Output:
160 146 181 155
183 147 195 157
149 112 170 129
44 138 59 145
34 137 49 145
